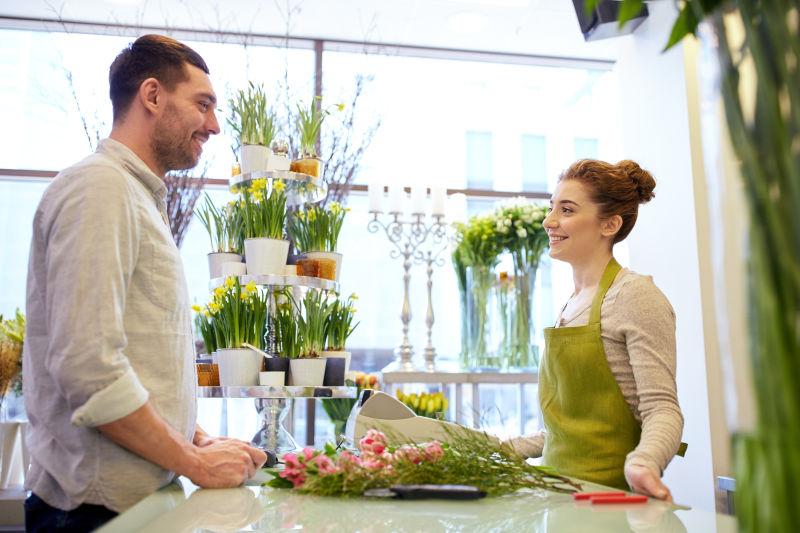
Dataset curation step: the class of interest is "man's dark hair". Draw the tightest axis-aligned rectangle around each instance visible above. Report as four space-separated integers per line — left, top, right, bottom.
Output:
109 34 209 121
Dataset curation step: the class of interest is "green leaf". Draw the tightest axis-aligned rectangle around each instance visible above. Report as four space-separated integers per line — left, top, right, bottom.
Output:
617 0 644 28
265 475 293 489
663 3 700 51
583 0 599 17
324 442 337 456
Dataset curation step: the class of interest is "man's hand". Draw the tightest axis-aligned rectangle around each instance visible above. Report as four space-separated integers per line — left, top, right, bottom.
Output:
186 439 267 489
625 463 672 501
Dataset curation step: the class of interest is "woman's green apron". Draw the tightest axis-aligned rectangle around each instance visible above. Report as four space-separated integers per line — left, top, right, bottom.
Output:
539 258 640 490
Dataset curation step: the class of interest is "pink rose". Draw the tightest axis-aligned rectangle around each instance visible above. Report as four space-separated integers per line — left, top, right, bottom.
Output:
302 447 315 461
423 441 444 461
314 454 339 476
394 445 422 464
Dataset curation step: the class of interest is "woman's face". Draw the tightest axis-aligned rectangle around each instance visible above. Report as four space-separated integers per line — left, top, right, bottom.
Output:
543 179 613 265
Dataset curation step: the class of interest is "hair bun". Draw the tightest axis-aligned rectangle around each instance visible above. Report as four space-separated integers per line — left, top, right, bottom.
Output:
617 160 655 203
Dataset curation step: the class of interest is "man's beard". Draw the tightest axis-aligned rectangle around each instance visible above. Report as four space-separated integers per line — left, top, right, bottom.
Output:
151 103 199 173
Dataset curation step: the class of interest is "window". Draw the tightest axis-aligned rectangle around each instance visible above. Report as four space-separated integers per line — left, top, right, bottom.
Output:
521 134 547 192
0 28 622 371
574 137 599 160
465 131 493 190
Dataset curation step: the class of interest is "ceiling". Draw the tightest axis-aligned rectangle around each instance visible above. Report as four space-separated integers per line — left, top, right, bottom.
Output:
0 0 623 61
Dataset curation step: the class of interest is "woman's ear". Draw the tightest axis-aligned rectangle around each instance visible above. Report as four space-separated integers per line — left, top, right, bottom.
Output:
601 214 623 239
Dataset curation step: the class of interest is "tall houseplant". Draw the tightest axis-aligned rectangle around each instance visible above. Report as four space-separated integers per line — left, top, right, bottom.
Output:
290 98 344 178
601 1 800 529
289 202 349 281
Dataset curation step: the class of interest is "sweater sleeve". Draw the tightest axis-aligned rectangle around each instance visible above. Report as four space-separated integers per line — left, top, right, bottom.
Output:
617 277 684 477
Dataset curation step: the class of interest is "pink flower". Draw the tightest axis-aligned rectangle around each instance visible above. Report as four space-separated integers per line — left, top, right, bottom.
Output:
359 430 388 456
423 441 444 462
362 458 386 470
313 454 339 476
283 452 302 469
302 447 315 461
394 445 422 464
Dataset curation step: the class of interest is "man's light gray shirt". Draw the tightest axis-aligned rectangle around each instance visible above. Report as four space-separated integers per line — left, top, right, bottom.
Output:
23 138 197 512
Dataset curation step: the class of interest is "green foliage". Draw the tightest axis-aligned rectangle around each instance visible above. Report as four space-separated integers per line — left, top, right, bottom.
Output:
227 82 276 147
239 179 287 240
204 278 268 350
195 193 242 254
289 202 349 253
296 97 344 157
324 293 359 351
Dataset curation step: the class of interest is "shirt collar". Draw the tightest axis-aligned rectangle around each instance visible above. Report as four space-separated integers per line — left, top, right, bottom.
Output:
97 138 167 202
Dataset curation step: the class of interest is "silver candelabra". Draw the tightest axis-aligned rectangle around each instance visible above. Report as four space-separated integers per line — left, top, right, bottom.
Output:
367 211 448 371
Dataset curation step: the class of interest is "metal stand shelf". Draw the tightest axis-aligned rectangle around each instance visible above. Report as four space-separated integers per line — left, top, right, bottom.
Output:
197 386 356 455
229 170 327 205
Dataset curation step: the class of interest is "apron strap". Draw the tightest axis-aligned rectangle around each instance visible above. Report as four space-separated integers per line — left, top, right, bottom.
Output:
588 258 622 325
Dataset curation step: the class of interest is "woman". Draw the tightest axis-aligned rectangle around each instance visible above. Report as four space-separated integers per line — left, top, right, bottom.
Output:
509 159 684 501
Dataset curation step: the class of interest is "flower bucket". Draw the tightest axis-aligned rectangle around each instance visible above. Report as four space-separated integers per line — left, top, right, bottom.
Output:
289 358 326 386
322 356 346 386
320 350 351 376
216 348 263 386
303 251 343 282
244 238 289 276
240 144 271 174
265 357 291 384
207 252 242 279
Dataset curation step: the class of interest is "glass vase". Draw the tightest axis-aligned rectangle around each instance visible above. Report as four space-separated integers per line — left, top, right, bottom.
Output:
465 265 499 369
509 261 540 370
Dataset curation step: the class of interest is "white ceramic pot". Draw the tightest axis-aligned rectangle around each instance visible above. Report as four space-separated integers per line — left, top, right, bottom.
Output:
221 261 247 277
208 252 242 279
216 348 262 386
320 350 351 375
244 238 289 276
303 251 343 281
240 144 271 174
259 371 286 386
288 358 327 386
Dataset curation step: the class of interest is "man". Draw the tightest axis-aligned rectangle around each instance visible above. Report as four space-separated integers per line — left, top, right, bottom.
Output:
23 35 266 532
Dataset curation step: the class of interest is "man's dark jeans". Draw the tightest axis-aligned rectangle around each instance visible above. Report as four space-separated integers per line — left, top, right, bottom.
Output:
25 493 117 533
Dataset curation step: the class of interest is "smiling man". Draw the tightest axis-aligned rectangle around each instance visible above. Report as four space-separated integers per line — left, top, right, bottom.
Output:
23 35 266 532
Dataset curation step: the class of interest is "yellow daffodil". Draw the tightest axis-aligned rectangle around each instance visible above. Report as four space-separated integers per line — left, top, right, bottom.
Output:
245 281 258 295
307 209 317 222
251 178 268 191
350 293 359 300
273 180 286 192
252 190 264 203
191 304 202 313
213 286 226 300
209 302 221 314
224 276 236 289
336 103 346 112
330 202 342 214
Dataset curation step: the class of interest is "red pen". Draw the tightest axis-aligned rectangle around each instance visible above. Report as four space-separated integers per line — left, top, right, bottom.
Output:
572 491 626 501
591 495 648 504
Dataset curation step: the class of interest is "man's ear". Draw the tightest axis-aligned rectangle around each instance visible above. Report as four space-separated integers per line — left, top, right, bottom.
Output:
601 214 623 239
138 78 161 115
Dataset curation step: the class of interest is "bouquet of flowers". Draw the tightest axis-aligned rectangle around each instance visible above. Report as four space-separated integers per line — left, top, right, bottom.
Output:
288 202 348 253
396 390 448 420
0 310 25 413
266 428 579 497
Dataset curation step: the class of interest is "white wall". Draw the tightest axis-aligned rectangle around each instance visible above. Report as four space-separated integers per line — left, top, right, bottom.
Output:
614 2 716 511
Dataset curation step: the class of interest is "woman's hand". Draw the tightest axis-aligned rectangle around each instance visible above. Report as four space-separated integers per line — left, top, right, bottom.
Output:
625 463 672 502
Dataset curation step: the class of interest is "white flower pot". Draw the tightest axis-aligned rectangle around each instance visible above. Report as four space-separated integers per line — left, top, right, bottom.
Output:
302 251 343 281
289 358 327 386
221 261 247 277
240 144 271 174
208 252 242 279
244 238 289 276
259 371 286 386
320 350 351 375
216 348 263 386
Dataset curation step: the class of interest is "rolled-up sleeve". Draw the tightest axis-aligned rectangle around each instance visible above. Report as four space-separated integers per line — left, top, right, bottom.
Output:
41 167 149 427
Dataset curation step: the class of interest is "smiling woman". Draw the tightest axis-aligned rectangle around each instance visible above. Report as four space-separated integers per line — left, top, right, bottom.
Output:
508 158 684 502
